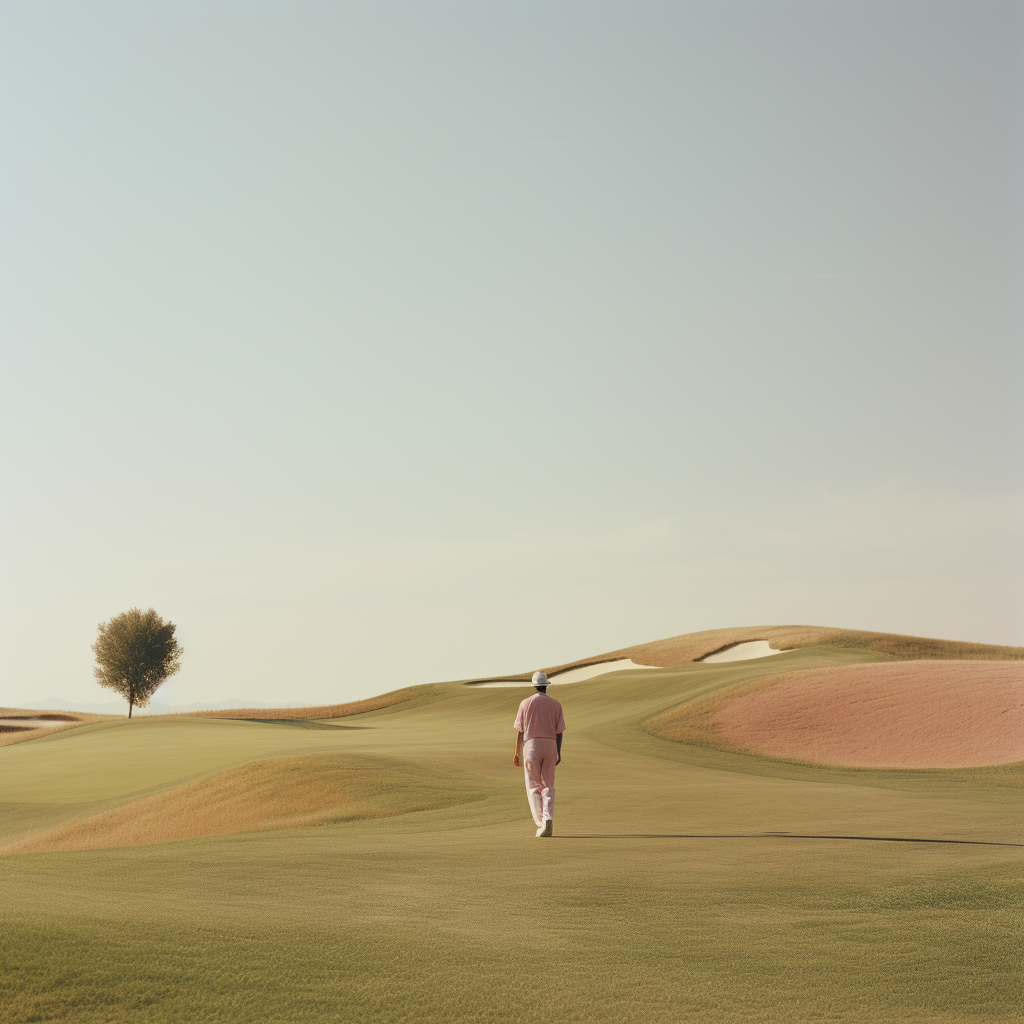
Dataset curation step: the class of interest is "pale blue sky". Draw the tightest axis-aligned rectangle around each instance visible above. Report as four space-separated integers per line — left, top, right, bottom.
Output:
2 2 1021 707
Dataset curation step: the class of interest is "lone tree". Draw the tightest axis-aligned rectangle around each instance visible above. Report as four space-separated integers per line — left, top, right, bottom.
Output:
92 608 183 718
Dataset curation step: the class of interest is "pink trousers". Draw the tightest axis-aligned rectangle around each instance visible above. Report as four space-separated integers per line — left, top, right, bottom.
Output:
523 737 558 825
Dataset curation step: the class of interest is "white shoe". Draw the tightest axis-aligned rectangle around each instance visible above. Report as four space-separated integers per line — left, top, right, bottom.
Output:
537 820 553 838
535 824 546 837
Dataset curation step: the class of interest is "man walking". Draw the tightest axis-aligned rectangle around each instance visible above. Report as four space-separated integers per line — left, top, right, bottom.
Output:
512 671 566 837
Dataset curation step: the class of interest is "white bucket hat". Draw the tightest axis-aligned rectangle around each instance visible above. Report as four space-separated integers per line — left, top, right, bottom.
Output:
532 671 549 686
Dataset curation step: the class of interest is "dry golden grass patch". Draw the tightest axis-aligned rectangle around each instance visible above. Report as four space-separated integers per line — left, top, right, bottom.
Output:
3 752 474 853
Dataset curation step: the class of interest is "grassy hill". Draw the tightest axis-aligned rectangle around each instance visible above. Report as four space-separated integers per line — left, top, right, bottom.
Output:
469 623 1024 682
2 630 1021 1023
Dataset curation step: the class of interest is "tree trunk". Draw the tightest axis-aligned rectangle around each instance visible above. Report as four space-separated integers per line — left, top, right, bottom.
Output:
128 701 133 719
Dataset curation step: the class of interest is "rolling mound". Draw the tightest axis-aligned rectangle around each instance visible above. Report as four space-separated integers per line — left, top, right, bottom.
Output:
621 624 1024 666
3 752 476 853
0 688 428 735
467 624 1024 684
647 660 1024 769
182 685 428 721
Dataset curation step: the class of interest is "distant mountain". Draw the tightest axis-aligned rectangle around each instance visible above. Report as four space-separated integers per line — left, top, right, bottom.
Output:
7 697 311 716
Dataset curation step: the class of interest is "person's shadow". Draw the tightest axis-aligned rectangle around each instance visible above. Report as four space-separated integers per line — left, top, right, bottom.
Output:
555 832 1022 847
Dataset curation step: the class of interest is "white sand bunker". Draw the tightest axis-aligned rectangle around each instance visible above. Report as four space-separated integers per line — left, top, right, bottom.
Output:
697 640 787 663
549 659 658 684
0 717 74 730
472 659 657 687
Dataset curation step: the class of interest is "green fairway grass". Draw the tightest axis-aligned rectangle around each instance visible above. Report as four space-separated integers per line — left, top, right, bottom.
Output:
3 642 1022 1023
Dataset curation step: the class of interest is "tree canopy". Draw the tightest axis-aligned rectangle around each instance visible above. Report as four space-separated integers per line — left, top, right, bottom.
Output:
92 608 183 717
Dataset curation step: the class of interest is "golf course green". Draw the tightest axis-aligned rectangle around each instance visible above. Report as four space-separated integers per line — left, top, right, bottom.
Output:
3 629 1022 1023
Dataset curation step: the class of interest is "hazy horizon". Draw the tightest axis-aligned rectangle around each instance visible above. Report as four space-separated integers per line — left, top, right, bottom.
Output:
2 1 1021 708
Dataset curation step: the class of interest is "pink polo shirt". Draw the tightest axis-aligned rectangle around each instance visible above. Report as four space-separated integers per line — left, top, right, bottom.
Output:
514 692 566 740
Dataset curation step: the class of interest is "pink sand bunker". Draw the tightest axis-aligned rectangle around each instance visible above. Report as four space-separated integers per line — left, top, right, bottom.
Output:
716 660 1024 769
